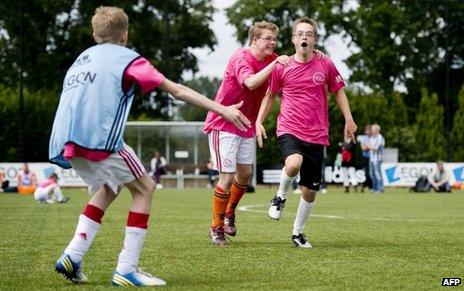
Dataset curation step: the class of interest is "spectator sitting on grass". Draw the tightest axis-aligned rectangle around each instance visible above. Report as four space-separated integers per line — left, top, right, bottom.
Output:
17 163 37 194
0 170 8 192
34 173 69 204
427 161 451 193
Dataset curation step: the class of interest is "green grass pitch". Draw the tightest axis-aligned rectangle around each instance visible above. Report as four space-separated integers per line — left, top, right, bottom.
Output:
0 187 463 290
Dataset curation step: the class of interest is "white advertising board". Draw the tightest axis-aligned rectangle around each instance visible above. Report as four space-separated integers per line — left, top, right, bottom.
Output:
382 162 464 186
0 163 86 187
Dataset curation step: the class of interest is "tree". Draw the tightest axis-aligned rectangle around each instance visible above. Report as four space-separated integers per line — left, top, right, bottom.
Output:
414 89 445 161
318 1 464 103
0 1 217 161
179 76 221 121
0 86 59 161
226 0 326 55
227 1 464 106
0 0 216 119
451 85 464 161
384 93 418 162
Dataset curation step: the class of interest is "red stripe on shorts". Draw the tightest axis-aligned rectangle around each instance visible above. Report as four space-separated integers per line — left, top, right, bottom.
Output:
119 147 143 178
124 146 146 176
214 130 222 172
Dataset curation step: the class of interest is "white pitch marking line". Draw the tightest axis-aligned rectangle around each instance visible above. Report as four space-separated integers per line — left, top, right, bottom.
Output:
237 204 344 219
237 204 430 222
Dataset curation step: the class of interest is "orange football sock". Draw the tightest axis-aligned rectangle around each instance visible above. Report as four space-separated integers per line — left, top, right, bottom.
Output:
225 180 248 217
211 185 230 228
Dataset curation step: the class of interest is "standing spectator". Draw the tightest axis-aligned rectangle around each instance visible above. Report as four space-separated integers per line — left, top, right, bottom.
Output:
150 150 167 189
427 161 451 192
368 124 385 194
206 159 219 188
357 125 372 192
292 174 302 194
34 173 69 204
320 147 328 194
340 139 357 193
17 163 37 194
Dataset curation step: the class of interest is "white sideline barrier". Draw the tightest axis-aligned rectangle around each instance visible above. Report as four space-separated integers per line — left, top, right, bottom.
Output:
2 162 463 188
0 163 85 187
262 162 464 187
0 163 211 189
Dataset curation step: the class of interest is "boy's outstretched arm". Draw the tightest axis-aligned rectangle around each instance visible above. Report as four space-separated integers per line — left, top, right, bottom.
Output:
159 79 251 131
334 88 357 142
255 90 277 148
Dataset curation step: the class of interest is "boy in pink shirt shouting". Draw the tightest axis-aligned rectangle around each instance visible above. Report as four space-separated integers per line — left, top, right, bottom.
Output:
203 20 292 246
256 17 357 248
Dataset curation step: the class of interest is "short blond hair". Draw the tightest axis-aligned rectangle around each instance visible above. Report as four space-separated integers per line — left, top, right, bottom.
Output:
248 20 279 45
92 6 128 43
292 17 318 38
371 124 381 133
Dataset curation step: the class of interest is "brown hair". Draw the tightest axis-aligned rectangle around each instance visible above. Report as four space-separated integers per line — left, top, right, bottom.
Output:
92 6 128 43
49 172 59 180
248 20 279 45
292 17 318 38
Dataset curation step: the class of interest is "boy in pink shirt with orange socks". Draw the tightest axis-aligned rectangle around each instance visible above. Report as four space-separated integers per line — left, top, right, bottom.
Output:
256 17 357 248
203 21 293 246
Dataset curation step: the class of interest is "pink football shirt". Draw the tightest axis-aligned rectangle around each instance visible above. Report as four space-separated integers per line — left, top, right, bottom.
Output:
203 48 277 138
269 54 345 145
64 57 165 161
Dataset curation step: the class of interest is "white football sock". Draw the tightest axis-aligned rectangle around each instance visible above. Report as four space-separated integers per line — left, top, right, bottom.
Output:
277 167 297 200
116 227 147 275
52 185 64 201
292 198 315 236
65 214 101 262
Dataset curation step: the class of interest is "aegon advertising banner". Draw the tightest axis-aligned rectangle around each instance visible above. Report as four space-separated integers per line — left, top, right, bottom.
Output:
382 163 464 186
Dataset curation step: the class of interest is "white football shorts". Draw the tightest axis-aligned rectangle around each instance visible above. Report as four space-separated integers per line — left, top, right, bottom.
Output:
208 130 253 173
70 144 147 195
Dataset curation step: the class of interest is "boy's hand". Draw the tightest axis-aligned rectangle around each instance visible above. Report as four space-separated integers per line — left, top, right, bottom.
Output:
344 119 357 143
222 101 251 132
255 123 267 148
314 49 325 59
276 55 292 66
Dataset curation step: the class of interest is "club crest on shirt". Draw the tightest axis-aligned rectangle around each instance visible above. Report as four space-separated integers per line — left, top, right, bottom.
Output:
313 72 325 85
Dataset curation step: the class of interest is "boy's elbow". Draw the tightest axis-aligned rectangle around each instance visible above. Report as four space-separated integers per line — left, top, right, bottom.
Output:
170 83 186 100
244 79 257 91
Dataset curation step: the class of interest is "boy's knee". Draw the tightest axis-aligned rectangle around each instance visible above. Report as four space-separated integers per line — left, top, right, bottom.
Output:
236 171 252 184
145 178 156 194
218 174 234 190
127 176 155 198
302 189 317 202
285 164 300 176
